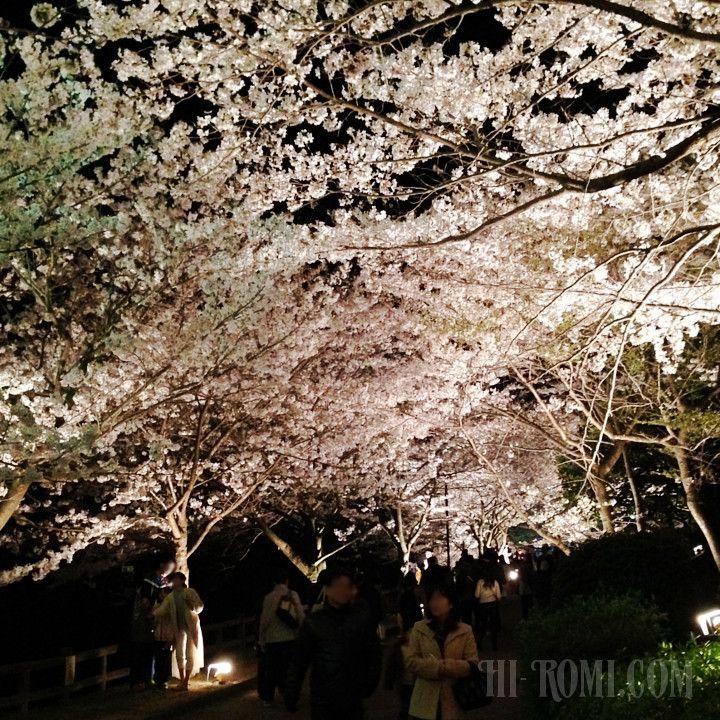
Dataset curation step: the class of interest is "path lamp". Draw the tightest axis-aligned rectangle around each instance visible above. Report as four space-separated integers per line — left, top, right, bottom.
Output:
505 568 520 596
206 660 233 682
696 609 720 637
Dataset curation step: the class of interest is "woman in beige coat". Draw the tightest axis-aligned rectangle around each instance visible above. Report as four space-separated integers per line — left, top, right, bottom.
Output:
406 585 479 720
153 572 204 690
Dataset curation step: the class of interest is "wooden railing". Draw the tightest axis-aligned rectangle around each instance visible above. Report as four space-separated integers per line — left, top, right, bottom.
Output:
0 645 128 714
0 615 257 715
202 615 257 651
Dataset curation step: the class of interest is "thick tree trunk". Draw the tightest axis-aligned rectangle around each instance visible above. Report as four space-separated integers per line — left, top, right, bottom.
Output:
167 512 190 577
0 481 29 533
674 442 720 572
174 535 190 577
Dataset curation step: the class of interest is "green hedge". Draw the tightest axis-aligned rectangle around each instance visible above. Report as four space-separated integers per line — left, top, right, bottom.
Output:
557 640 720 720
551 530 698 636
518 593 665 719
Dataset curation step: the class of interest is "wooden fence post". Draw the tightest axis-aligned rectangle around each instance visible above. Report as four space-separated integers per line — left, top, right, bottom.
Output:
19 669 30 715
100 655 108 691
64 653 76 692
0 624 253 712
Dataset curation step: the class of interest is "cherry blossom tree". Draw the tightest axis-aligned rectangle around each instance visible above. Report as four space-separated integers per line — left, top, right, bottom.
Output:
542 328 720 568
0 70 172 530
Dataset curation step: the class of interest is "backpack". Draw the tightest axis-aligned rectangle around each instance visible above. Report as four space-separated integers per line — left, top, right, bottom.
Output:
276 593 300 630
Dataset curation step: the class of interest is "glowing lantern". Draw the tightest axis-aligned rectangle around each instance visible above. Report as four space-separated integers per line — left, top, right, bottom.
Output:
206 660 233 681
696 609 720 636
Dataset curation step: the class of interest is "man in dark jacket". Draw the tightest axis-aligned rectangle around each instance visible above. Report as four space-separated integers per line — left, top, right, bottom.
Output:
140 557 175 688
284 568 382 720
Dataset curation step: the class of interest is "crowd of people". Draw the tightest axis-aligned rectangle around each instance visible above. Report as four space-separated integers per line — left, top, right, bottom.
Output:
128 545 562 718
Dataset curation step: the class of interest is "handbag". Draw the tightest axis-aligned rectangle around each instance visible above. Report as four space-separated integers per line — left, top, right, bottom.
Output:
453 662 492 710
276 593 300 630
154 612 175 643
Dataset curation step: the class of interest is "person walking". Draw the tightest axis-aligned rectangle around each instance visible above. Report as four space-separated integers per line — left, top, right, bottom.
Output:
398 571 423 634
385 627 415 720
153 572 204 690
357 567 384 637
386 572 424 720
518 558 536 620
453 549 476 625
284 568 382 720
406 584 479 720
474 571 501 651
258 570 305 706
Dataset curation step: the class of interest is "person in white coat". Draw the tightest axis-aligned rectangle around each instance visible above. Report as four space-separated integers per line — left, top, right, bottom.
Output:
474 571 501 651
153 572 204 690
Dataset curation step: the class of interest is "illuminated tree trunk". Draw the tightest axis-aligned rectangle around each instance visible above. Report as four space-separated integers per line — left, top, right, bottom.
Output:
168 513 190 577
380 501 432 572
258 517 368 582
397 511 407 564
674 440 720 572
588 475 615 534
258 519 323 581
393 505 412 570
0 481 29 534
589 439 625 533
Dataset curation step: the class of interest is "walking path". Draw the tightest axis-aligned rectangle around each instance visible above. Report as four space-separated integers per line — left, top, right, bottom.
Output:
16 597 526 720
178 597 525 720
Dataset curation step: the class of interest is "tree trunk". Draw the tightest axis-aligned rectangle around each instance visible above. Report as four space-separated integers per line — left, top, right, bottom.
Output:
622 446 644 532
395 505 411 570
167 512 190 577
0 481 29 533
589 439 625 533
494 476 572 555
674 442 720 572
463 431 572 555
589 475 615 533
395 536 411 572
174 535 190 577
258 520 320 580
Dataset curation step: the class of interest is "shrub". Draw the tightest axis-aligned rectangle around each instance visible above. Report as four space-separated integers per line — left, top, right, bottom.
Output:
551 530 700 636
517 593 665 719
557 639 720 720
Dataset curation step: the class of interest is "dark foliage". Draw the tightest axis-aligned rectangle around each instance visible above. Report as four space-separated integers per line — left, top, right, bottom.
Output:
551 530 714 636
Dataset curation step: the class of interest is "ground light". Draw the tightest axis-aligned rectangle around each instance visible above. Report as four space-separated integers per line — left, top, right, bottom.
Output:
696 608 720 636
206 660 233 682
